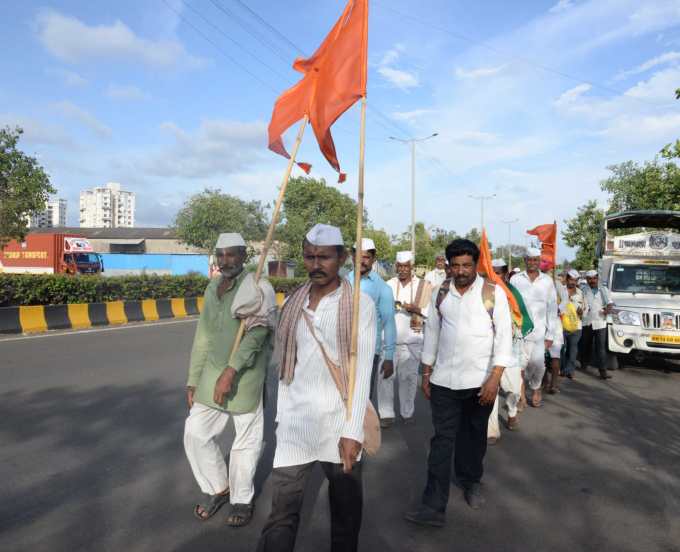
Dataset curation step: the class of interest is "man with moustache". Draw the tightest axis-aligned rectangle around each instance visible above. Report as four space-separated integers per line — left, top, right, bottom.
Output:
184 233 277 527
258 224 376 552
347 237 397 407
510 248 559 408
405 239 513 526
581 269 614 379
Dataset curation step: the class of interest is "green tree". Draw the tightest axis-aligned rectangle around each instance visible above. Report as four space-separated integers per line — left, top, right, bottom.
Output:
363 227 392 260
600 158 680 213
562 200 605 270
277 176 365 275
391 222 435 266
430 227 460 254
0 127 54 246
173 188 268 250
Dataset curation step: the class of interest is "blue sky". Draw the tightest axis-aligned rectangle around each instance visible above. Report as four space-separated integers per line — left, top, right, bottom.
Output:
2 0 680 260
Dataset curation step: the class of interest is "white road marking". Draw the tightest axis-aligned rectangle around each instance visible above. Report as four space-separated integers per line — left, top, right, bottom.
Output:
0 317 198 343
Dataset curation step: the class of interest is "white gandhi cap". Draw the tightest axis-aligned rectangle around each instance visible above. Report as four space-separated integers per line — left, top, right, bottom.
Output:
306 223 344 246
491 258 507 268
396 251 413 263
215 233 246 249
526 246 542 257
585 270 598 277
354 237 376 251
567 269 580 279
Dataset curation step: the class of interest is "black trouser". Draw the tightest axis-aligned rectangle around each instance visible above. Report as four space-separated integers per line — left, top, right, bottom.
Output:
422 384 493 513
592 328 608 371
579 324 594 366
257 461 363 552
370 355 380 411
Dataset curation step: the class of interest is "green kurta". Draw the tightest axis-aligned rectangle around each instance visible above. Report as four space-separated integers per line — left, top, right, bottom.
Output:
187 272 272 414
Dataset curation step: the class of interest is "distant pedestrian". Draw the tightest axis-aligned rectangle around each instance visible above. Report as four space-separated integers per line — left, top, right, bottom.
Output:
560 269 588 379
184 233 277 527
581 270 614 380
425 254 448 287
257 224 377 552
404 239 513 527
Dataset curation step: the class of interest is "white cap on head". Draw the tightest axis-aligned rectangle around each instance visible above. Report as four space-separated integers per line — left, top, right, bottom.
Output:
491 258 507 268
567 268 580 279
512 267 521 273
354 237 376 251
526 246 542 257
585 269 598 277
396 251 413 263
215 233 246 249
306 223 344 246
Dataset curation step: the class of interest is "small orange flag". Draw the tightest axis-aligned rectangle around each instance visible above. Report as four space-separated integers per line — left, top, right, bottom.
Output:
268 0 368 182
527 222 557 268
478 229 523 327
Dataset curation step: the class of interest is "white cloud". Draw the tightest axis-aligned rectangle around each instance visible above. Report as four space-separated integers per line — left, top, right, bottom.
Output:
0 113 75 148
106 84 150 101
615 51 680 80
549 0 574 15
53 101 112 138
599 113 680 143
554 83 592 107
390 109 433 122
455 65 506 80
143 119 267 178
624 66 680 101
36 10 206 69
377 46 419 90
46 68 88 87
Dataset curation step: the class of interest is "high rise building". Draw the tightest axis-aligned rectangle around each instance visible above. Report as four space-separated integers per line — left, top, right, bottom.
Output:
29 198 67 228
79 182 135 228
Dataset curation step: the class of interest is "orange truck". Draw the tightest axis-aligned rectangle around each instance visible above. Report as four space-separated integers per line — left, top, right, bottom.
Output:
0 233 103 275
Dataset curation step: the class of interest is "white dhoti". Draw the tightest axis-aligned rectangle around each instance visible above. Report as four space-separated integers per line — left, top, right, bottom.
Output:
488 341 524 439
524 335 548 390
378 343 419 419
184 400 263 503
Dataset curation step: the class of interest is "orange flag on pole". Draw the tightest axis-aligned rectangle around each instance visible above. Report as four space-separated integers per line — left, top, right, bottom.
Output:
527 222 557 269
478 229 523 327
267 0 368 182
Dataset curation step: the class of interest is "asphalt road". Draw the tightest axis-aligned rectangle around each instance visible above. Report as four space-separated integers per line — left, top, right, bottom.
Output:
1 319 679 552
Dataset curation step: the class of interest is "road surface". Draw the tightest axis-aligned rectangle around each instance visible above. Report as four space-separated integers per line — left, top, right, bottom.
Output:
1 319 679 552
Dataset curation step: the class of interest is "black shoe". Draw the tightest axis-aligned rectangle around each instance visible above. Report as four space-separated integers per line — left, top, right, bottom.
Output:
464 483 486 510
404 505 445 527
599 371 612 380
380 417 394 429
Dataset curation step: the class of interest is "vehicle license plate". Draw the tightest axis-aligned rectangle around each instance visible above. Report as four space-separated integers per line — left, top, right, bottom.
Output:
650 334 680 344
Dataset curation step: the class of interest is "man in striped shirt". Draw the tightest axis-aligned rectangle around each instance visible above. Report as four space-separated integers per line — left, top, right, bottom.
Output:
257 224 376 552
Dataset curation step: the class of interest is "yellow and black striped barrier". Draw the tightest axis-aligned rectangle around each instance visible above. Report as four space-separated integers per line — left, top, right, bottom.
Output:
0 293 286 335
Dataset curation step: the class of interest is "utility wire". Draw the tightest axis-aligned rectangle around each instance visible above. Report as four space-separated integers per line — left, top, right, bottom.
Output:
233 0 305 56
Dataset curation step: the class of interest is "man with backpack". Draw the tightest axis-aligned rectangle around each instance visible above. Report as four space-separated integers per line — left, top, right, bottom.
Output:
404 239 513 527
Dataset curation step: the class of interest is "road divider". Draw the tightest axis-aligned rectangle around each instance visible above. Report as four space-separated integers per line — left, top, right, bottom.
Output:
0 292 286 335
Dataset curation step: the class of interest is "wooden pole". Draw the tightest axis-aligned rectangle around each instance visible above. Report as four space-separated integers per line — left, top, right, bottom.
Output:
227 116 309 364
347 96 367 420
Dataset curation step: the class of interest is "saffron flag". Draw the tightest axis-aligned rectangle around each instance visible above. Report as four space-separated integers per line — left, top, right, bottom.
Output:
527 222 557 269
478 229 523 328
267 0 368 182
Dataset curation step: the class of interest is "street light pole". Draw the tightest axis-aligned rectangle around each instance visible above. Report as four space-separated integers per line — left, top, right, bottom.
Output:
502 218 519 271
389 132 438 264
468 193 496 230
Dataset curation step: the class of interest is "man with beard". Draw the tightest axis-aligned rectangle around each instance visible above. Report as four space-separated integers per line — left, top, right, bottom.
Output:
184 233 277 527
425 254 448 287
257 224 376 552
405 239 513 526
510 248 559 408
347 238 397 407
381 251 432 427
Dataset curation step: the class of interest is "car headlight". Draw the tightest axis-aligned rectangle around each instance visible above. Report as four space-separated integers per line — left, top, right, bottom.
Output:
612 309 641 326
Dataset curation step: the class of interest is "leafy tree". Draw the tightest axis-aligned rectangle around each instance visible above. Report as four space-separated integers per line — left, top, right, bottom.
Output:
600 158 680 213
464 227 482 245
430 227 460 254
391 222 436 266
363 227 392 260
562 200 605 270
0 127 54 246
174 188 268 250
277 177 365 275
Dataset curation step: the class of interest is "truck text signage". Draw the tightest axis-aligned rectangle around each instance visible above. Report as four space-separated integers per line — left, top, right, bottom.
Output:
1 250 49 260
607 231 680 257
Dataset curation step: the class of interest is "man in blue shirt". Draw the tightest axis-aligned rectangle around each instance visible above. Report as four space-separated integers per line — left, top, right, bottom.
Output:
347 238 397 408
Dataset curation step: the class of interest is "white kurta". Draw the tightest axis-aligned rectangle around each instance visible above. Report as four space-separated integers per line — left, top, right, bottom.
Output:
379 277 430 419
425 268 447 288
583 286 611 330
273 286 376 468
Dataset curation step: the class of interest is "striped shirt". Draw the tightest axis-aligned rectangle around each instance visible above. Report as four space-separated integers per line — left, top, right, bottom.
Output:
273 286 377 468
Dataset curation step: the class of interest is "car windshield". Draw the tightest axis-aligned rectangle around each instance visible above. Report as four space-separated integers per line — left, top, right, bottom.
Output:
611 264 680 294
74 253 99 263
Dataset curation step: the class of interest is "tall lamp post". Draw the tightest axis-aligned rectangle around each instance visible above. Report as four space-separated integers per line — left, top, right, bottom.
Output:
501 218 519 271
389 133 438 262
469 193 496 230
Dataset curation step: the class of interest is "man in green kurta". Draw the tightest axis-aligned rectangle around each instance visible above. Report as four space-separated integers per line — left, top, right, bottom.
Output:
184 233 276 527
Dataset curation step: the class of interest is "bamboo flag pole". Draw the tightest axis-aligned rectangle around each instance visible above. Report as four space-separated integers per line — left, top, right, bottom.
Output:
227 115 309 365
347 96 367 420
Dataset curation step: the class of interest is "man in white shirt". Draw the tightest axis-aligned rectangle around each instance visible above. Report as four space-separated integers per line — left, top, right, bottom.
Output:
561 269 588 379
581 270 614 380
257 224 377 552
510 248 559 408
425 254 448 287
381 251 432 427
404 239 513 527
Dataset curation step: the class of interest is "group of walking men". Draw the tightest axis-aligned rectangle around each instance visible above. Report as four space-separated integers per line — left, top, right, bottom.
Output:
181 226 615 551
